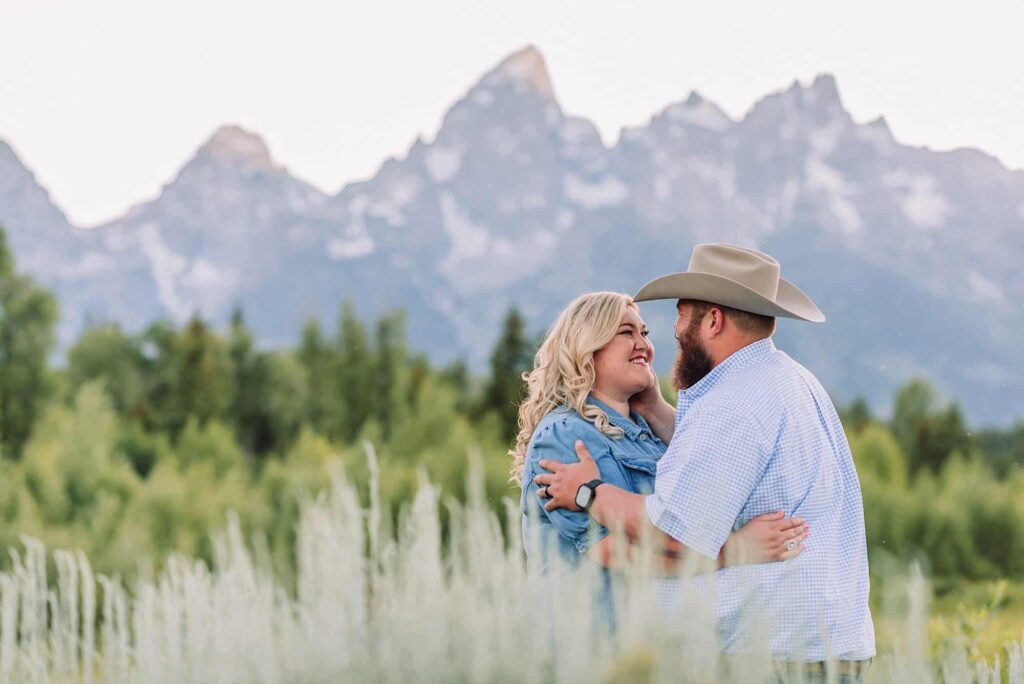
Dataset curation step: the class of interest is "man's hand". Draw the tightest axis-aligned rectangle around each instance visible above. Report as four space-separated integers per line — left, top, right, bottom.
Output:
627 371 677 445
534 440 600 512
627 365 662 415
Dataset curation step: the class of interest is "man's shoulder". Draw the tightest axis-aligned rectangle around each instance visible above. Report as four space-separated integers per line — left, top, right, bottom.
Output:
696 348 818 428
718 347 810 395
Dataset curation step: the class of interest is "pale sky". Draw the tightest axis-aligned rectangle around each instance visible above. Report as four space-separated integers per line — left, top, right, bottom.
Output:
1 0 1021 227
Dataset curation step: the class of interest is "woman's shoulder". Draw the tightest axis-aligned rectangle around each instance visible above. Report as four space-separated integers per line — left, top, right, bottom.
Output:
532 405 588 437
528 406 610 455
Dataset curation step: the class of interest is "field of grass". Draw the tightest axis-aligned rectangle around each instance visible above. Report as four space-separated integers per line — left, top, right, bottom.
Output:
0 448 1021 683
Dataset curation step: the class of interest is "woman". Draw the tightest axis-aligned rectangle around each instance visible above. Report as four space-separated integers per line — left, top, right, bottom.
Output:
513 292 805 572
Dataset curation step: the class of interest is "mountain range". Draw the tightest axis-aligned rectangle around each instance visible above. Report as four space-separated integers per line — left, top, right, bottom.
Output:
1 46 1022 424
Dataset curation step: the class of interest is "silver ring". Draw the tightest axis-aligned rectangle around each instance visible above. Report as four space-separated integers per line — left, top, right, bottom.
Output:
785 539 798 552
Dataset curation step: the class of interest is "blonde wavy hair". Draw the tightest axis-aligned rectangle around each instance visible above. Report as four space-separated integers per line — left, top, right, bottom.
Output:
510 292 635 485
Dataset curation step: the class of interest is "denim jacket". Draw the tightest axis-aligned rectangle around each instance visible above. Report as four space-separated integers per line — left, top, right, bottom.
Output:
520 395 666 571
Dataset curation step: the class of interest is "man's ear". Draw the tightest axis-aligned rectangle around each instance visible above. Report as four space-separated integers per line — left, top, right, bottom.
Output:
706 306 726 337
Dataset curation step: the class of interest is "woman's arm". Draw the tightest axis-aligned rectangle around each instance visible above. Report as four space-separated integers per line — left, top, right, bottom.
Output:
586 515 807 575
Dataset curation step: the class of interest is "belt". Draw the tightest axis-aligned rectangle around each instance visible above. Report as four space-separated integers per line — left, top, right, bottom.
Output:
777 659 872 677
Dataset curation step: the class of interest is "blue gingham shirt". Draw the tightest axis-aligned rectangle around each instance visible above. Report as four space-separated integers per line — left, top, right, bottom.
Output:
645 338 875 661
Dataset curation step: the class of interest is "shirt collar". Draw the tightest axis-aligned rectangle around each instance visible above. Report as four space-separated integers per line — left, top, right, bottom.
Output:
586 394 647 439
678 337 777 401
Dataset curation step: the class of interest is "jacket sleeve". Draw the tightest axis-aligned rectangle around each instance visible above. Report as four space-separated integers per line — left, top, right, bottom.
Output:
526 418 613 554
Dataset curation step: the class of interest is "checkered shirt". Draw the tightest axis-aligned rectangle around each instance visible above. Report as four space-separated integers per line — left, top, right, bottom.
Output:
645 338 876 661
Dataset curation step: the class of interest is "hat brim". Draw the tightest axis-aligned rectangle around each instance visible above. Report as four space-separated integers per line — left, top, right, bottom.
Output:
633 272 825 323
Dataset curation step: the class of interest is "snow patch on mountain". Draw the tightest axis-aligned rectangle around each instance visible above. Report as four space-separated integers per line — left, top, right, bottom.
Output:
328 235 375 260
65 251 117 278
805 158 861 233
137 222 188 320
384 175 422 209
367 201 405 227
883 171 950 229
439 191 488 269
689 158 736 199
424 146 462 183
183 258 235 291
969 271 1005 301
329 195 377 259
472 89 494 108
563 174 629 209
808 117 848 155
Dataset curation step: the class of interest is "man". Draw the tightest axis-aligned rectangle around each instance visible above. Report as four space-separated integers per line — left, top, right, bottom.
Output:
535 243 875 679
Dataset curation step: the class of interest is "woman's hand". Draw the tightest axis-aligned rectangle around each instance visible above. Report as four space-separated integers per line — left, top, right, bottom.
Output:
719 512 808 567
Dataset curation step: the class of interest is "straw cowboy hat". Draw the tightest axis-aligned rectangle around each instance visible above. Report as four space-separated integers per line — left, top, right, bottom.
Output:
634 243 825 322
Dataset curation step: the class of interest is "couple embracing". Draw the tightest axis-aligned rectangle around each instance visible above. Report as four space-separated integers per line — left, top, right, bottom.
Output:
513 244 875 681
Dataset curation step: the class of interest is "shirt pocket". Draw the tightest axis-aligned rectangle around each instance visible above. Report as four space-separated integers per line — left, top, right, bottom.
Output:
617 455 659 494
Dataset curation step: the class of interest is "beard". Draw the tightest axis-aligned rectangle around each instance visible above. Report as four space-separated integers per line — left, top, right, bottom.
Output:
672 319 714 390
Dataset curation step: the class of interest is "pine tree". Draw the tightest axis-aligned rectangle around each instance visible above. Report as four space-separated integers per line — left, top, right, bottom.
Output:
369 312 408 439
228 308 260 456
891 379 972 474
336 301 371 441
297 318 337 436
482 308 533 441
174 314 232 432
0 227 58 458
842 397 873 434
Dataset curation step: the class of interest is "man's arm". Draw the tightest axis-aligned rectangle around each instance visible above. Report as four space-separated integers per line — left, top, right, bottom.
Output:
534 441 806 567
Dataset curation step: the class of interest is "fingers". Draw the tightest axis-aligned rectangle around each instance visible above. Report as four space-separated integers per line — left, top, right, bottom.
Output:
771 526 809 546
534 473 553 487
776 530 810 560
753 512 807 535
574 440 595 463
537 460 565 473
778 541 805 561
777 516 806 533
544 499 559 512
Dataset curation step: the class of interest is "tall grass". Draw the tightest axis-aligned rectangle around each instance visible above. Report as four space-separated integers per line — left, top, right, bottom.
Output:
0 444 1021 683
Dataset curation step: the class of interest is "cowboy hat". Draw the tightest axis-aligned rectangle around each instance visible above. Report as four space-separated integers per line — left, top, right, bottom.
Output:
633 243 825 322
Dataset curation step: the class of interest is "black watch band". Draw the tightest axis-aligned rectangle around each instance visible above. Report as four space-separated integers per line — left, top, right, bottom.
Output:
581 479 604 511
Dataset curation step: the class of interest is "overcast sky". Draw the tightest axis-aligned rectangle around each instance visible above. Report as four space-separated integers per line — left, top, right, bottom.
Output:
2 0 1021 226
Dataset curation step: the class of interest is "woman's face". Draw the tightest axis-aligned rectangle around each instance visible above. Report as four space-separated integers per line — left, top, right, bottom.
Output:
592 306 655 400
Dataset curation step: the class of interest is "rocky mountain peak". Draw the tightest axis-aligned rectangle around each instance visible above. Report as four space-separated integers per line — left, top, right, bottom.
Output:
481 45 557 102
195 125 277 171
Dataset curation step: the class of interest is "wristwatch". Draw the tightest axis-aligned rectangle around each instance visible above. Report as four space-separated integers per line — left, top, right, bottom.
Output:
574 479 604 512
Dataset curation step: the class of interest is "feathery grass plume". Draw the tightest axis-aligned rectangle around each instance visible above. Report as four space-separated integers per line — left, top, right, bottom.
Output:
0 445 1019 681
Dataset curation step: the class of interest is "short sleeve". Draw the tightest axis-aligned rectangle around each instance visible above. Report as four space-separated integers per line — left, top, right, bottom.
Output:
526 418 613 554
645 405 770 559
